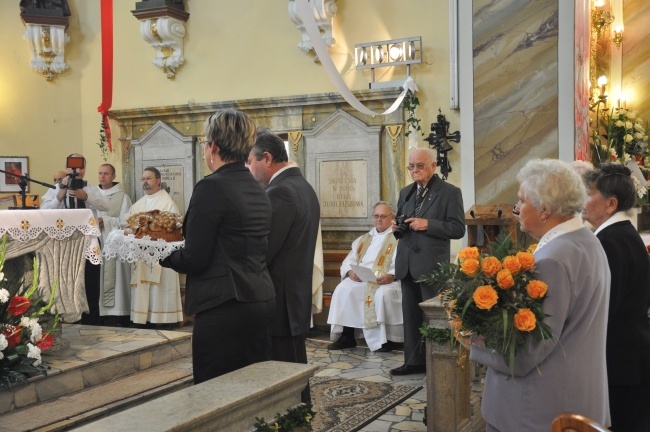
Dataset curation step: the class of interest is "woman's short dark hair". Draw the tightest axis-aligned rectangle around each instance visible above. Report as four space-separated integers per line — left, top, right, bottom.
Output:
584 163 636 212
203 110 257 163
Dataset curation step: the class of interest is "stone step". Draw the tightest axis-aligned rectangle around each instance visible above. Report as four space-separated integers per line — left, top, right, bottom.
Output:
0 324 192 415
0 357 193 432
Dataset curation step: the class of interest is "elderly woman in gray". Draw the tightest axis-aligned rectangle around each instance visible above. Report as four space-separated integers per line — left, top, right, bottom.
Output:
470 159 611 432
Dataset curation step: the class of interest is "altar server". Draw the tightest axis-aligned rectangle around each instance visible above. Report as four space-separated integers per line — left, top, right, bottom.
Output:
97 164 132 326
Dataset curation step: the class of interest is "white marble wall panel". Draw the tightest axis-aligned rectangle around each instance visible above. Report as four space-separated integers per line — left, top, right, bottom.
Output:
473 0 559 205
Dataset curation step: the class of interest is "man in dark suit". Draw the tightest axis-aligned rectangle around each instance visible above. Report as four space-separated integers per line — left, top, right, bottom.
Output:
391 148 465 375
247 129 320 402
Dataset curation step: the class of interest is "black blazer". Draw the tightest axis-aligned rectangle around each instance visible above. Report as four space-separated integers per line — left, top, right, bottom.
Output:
266 167 320 337
394 175 465 281
161 162 275 316
597 220 650 386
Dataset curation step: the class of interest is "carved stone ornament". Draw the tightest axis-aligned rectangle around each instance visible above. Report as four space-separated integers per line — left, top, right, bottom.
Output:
288 0 337 59
131 5 190 79
21 12 70 81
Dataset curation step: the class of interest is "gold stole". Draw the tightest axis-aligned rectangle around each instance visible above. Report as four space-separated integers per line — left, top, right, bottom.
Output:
355 233 397 329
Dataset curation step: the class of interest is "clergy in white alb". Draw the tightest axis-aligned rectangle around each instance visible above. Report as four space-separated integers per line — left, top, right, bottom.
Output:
327 202 403 352
123 167 183 325
97 164 133 320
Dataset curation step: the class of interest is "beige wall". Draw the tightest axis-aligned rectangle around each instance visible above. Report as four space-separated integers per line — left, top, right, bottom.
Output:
0 0 457 205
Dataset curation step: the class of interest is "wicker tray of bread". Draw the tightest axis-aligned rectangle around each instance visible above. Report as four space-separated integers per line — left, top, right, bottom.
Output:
103 210 185 266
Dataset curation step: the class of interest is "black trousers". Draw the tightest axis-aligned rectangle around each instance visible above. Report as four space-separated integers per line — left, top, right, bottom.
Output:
400 273 435 367
192 298 275 385
80 260 101 326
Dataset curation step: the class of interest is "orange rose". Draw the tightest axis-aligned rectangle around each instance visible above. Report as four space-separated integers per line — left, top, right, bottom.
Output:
526 280 548 299
481 256 502 277
527 243 538 253
458 246 480 261
460 258 480 277
516 251 535 271
502 256 521 275
473 285 499 310
514 308 537 331
496 269 515 290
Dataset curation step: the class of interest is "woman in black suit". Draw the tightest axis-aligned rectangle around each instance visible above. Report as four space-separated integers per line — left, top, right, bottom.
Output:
161 110 275 384
582 163 650 432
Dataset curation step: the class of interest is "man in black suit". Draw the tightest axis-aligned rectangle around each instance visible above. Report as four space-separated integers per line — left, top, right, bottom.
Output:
247 129 320 402
391 148 465 375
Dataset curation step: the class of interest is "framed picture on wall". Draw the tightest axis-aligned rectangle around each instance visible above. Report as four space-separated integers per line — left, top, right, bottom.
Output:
0 156 29 193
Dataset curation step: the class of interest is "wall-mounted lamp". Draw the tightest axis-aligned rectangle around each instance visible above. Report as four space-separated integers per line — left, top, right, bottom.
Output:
590 75 609 110
612 26 623 48
424 109 460 180
355 36 422 89
592 0 614 38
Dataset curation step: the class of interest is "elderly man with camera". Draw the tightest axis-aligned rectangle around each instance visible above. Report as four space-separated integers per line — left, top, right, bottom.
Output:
390 148 465 375
42 153 110 325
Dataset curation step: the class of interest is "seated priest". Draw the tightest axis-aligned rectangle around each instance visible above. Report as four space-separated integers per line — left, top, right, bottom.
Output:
327 201 404 352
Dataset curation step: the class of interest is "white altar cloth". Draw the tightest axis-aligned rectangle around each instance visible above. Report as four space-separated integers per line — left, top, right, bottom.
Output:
1 209 102 322
103 230 184 267
0 209 101 264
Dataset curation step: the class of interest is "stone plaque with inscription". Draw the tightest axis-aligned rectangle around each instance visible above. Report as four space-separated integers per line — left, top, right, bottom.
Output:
303 109 381 231
157 165 185 214
319 160 367 218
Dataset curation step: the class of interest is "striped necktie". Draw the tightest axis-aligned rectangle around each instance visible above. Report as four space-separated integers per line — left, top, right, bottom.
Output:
414 186 424 217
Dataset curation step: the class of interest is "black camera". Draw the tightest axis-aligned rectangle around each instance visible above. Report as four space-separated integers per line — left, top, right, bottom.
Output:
393 214 410 239
61 155 87 190
65 174 87 190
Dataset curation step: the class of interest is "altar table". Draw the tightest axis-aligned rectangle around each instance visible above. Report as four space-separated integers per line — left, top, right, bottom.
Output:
0 209 102 322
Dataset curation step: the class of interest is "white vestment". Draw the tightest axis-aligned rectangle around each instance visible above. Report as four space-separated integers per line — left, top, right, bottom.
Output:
98 183 132 317
327 227 404 351
124 190 183 324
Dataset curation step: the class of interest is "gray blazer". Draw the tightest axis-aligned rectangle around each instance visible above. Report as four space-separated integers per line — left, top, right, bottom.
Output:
470 227 611 431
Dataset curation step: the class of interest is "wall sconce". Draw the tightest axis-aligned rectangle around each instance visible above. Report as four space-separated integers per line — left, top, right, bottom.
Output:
20 4 70 81
131 3 190 79
590 75 609 110
592 0 614 38
424 109 460 180
354 36 422 89
612 26 623 47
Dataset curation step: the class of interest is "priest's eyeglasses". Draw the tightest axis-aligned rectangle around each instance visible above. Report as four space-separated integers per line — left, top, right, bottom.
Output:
372 214 391 220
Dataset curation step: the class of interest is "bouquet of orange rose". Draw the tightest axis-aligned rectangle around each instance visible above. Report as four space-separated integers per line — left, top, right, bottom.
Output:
0 235 59 391
419 232 554 371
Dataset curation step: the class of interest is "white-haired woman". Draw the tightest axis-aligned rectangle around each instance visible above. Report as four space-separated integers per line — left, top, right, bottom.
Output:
470 159 611 431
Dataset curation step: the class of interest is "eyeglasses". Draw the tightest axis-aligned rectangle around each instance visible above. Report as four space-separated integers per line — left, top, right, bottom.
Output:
407 163 427 171
199 139 208 148
512 205 520 216
372 214 391 220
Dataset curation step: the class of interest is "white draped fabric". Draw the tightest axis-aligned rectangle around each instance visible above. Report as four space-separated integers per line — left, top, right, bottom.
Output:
327 228 404 351
0 209 101 322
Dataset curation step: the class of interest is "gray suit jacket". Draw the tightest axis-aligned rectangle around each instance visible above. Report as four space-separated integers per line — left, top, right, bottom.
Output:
266 167 320 337
394 175 465 281
470 228 611 431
